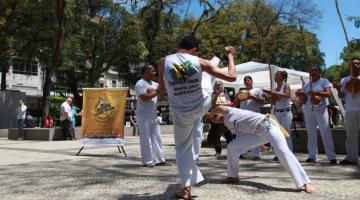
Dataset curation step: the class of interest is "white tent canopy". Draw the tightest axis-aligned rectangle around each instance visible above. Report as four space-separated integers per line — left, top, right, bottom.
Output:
220 61 309 92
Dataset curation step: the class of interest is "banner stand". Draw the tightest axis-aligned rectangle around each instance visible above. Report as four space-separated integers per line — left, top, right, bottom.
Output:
75 145 127 157
75 138 127 156
79 87 129 157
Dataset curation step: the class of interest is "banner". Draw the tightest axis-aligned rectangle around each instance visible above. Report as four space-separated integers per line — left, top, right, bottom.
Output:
81 88 128 146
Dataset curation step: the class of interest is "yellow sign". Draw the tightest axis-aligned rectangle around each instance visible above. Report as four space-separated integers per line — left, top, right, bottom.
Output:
81 88 128 139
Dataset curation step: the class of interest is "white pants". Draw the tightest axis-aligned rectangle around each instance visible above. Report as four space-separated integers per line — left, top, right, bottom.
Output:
172 96 211 187
137 116 165 165
303 107 336 160
227 120 310 188
344 111 360 162
192 118 203 160
274 110 293 151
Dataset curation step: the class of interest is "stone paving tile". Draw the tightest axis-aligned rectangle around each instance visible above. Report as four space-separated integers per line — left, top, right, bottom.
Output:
0 126 359 200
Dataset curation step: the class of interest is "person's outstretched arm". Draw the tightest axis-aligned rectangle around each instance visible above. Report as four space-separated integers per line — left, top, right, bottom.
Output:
200 46 236 82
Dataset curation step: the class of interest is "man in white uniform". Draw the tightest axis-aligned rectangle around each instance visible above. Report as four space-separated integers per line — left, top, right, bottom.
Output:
158 35 237 199
209 106 315 193
135 65 171 167
302 66 337 164
335 57 360 165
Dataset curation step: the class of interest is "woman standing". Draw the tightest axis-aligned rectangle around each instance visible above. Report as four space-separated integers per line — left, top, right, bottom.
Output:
207 81 234 158
269 71 294 156
302 66 337 164
233 76 265 160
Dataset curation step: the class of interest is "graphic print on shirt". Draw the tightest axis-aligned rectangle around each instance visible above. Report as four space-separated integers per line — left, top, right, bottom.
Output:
170 60 197 80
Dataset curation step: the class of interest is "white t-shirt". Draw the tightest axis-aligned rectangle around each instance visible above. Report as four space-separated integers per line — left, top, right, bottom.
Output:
303 78 331 111
60 101 71 121
239 88 263 113
164 53 205 114
274 83 291 110
340 76 360 112
224 107 265 135
135 78 158 119
16 105 27 120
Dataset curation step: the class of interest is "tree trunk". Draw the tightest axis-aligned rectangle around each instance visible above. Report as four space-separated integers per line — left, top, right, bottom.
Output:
1 65 7 90
41 0 66 125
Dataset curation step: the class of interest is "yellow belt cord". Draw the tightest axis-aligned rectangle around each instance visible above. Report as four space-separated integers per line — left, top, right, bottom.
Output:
266 114 289 138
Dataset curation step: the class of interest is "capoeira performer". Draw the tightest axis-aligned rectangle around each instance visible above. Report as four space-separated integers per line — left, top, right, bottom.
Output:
334 57 360 165
158 35 237 199
135 65 172 167
267 71 294 161
301 66 337 164
208 105 315 193
192 55 222 160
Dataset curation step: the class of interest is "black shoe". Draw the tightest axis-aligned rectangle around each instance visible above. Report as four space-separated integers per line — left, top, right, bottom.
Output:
339 159 357 165
251 156 261 161
305 158 317 164
155 162 172 166
142 163 155 167
329 159 337 164
273 156 279 161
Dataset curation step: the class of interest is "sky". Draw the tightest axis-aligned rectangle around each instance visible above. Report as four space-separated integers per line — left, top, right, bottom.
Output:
313 0 359 68
187 0 359 68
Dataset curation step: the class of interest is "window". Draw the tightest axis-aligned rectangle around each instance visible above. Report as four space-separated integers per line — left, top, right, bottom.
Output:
12 58 38 76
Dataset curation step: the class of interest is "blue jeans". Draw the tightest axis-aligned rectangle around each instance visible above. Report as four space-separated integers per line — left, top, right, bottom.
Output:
18 119 25 139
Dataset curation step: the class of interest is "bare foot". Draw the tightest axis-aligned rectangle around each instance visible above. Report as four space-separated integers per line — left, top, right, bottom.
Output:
222 176 240 184
304 184 315 193
174 186 191 200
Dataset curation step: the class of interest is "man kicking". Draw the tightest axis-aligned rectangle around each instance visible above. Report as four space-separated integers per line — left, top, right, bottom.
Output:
209 105 315 193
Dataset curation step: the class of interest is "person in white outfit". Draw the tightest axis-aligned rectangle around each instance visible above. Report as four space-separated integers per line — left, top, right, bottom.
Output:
334 57 360 165
301 66 337 164
157 35 237 199
233 75 265 160
15 100 27 140
268 71 293 160
192 55 221 160
208 106 315 193
135 65 171 167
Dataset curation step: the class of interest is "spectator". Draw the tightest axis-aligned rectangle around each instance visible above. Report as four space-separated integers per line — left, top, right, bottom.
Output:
60 98 73 140
15 100 27 140
129 109 138 136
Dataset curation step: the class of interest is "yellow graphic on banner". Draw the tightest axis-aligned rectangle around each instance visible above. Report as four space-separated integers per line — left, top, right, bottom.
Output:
81 88 128 139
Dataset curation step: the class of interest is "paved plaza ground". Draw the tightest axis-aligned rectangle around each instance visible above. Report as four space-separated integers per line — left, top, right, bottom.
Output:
0 126 359 200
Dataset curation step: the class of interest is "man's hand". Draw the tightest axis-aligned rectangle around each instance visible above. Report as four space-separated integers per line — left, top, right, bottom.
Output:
225 46 235 55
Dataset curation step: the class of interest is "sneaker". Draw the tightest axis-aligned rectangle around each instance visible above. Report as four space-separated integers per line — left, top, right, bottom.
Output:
305 158 317 164
17 138 24 141
155 162 172 166
329 159 337 164
339 159 358 165
142 163 155 167
251 156 260 161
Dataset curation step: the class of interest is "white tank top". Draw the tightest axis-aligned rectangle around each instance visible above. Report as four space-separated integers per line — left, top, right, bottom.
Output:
164 53 206 113
275 83 291 109
223 107 265 134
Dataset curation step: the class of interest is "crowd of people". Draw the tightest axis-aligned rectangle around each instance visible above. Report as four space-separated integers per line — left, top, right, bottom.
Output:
133 35 360 199
15 34 359 199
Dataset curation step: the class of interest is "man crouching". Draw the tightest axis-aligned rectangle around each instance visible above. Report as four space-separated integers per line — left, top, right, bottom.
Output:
209 106 315 193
